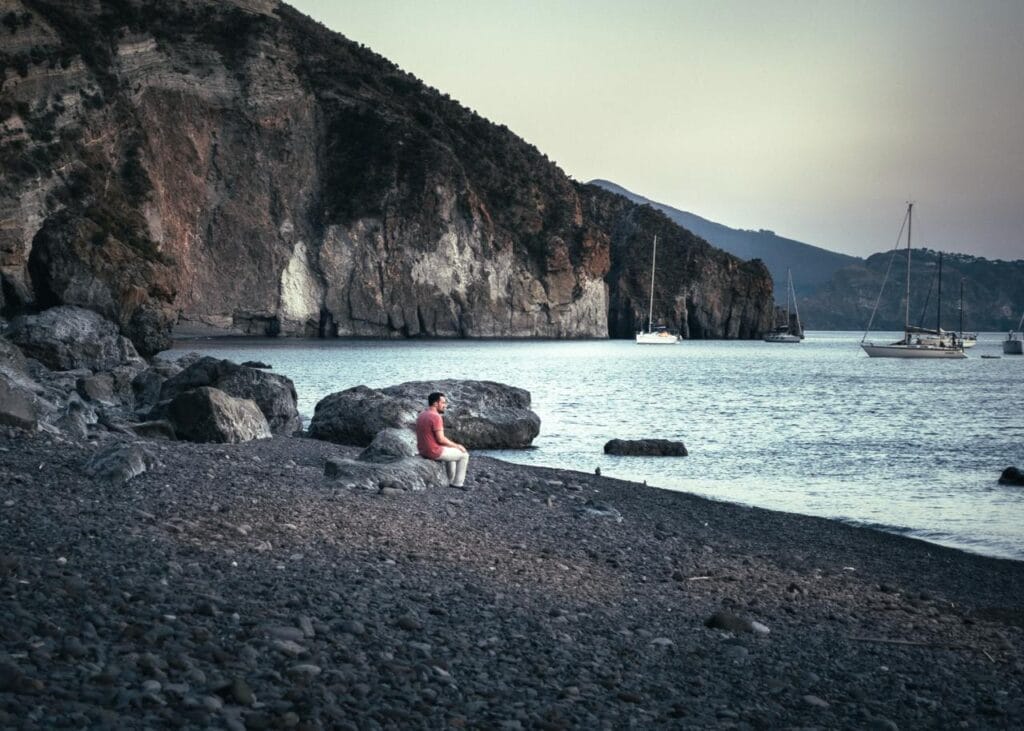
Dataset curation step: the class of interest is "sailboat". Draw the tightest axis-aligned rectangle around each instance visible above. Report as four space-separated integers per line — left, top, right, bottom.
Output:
861 203 966 359
764 269 803 343
636 235 680 344
1004 311 1024 355
914 276 977 348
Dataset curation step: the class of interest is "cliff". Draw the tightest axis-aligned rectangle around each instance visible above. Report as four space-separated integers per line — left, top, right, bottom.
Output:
0 0 773 353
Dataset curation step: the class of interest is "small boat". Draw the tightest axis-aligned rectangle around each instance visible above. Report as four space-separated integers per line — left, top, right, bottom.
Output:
861 203 966 359
1004 312 1024 355
636 235 680 344
764 269 803 343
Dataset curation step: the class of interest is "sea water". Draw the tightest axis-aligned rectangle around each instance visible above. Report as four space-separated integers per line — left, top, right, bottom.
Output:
169 332 1024 561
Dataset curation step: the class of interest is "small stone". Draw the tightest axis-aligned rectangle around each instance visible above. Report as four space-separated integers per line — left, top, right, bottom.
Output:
231 677 255 706
288 664 322 678
396 614 422 631
803 694 830 708
650 637 674 647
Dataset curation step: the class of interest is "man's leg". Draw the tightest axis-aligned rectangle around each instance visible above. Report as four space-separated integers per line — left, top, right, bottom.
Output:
436 447 469 487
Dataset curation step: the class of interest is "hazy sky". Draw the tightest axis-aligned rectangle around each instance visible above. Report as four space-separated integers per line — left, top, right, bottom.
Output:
288 0 1023 260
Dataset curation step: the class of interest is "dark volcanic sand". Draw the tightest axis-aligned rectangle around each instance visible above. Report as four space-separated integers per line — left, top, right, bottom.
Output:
1 431 1022 729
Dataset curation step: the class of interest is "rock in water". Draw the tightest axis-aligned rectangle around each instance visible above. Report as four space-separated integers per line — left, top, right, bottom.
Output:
6 307 144 371
603 439 688 457
999 467 1024 486
158 357 299 435
166 388 272 443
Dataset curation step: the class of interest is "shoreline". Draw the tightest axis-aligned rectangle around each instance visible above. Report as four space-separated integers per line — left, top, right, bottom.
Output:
2 430 1022 728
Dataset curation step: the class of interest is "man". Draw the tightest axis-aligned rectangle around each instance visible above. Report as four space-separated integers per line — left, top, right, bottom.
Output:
415 392 469 489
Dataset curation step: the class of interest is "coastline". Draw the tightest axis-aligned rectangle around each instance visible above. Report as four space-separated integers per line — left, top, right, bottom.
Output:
2 430 1021 728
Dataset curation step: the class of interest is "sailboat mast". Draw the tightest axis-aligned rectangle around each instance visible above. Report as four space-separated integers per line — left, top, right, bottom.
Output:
648 235 657 332
905 203 913 332
936 252 943 332
959 278 964 336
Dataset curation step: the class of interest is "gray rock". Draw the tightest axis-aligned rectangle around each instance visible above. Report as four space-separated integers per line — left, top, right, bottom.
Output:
127 420 177 441
6 307 144 371
358 428 417 462
309 385 419 446
166 387 272 444
576 500 623 522
84 443 158 484
0 373 38 431
384 380 540 449
158 357 299 435
76 373 115 404
603 438 688 456
999 466 1024 486
324 454 447 492
309 379 540 448
705 611 761 634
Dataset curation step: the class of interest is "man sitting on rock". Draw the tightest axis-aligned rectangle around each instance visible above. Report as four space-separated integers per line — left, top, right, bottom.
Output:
416 392 469 489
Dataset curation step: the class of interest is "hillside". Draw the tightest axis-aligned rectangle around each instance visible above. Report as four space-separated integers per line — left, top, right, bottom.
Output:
589 179 861 302
800 249 1024 332
0 0 772 352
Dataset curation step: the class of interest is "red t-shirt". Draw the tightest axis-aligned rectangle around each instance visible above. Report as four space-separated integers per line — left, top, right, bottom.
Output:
415 409 444 459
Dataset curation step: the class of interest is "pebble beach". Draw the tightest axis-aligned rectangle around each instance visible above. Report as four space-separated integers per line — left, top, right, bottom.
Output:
2 429 1022 729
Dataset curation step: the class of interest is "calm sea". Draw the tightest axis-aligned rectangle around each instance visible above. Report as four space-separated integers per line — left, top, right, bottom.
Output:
169 332 1024 561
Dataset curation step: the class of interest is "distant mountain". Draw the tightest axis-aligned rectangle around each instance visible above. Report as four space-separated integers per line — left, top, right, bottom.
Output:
800 249 1024 332
589 180 1024 331
589 179 861 302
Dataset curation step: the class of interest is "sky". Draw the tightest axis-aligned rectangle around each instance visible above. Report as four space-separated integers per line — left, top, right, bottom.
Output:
287 0 1024 261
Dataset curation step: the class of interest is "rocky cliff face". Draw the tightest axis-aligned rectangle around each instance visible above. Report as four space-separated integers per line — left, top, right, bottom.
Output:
0 0 772 352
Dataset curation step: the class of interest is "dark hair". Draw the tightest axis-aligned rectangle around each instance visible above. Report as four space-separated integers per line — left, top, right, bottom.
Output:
428 392 445 406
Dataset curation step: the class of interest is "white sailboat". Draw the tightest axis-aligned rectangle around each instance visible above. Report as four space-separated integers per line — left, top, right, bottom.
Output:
764 269 803 343
636 235 680 344
861 203 966 359
1004 311 1024 355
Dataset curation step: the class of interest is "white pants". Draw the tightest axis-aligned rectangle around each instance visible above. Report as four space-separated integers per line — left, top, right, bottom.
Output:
436 447 469 487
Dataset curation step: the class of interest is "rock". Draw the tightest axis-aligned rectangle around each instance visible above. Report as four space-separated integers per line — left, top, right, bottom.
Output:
76 373 115 404
309 385 419 446
357 428 417 462
324 451 448 492
384 380 540 449
0 373 38 431
705 611 769 635
131 361 181 414
803 694 830 708
158 358 300 435
6 306 144 371
575 500 622 522
53 399 91 438
309 380 540 448
166 387 272 444
240 361 272 369
0 337 31 381
84 443 158 484
999 467 1024 486
603 438 688 457
127 420 177 441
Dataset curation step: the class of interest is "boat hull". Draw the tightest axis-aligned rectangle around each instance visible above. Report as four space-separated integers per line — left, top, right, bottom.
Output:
764 334 801 343
1004 339 1023 355
636 332 680 344
861 343 966 359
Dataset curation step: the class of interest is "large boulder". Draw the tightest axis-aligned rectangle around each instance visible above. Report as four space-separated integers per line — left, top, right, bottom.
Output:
309 380 541 449
309 386 420 446
6 306 144 371
158 357 300 435
604 438 689 457
166 387 272 443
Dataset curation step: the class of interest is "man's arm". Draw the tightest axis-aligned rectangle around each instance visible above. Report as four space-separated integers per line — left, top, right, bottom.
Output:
434 426 467 453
